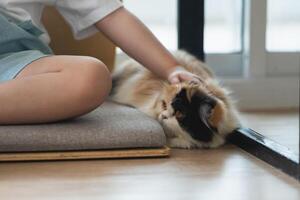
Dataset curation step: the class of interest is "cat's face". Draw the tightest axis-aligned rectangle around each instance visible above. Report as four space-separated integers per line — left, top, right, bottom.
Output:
157 81 238 148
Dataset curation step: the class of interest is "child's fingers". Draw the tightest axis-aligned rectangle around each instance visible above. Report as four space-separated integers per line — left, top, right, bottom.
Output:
168 75 180 84
179 73 201 83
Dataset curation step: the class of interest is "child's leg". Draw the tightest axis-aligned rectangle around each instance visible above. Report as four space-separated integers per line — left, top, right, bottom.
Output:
0 55 112 125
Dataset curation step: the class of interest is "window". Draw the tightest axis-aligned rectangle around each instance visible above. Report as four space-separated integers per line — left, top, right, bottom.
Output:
204 0 243 77
266 0 300 52
121 0 177 50
204 0 243 53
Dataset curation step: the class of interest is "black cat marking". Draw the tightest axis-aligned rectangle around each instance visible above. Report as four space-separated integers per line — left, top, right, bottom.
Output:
171 88 217 142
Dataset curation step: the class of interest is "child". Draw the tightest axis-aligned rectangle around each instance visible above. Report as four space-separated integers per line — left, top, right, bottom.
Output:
0 0 200 125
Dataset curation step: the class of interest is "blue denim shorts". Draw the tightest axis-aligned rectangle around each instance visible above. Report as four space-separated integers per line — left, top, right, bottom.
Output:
0 50 51 83
0 12 53 83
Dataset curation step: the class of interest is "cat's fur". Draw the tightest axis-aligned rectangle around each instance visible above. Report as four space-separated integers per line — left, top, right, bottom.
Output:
110 50 240 149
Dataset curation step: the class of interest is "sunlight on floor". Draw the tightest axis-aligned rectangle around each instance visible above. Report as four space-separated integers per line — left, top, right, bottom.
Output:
241 110 299 155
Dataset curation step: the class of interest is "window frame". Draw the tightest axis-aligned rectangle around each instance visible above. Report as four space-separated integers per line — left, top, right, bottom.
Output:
208 0 298 109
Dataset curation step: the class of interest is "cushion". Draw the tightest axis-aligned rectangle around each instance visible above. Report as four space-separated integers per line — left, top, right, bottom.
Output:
0 101 166 152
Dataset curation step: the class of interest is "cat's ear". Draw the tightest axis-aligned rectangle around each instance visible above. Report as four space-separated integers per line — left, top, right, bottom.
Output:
198 104 212 129
197 100 216 132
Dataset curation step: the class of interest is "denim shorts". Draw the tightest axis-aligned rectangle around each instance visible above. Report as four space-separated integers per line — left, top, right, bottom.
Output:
0 12 53 83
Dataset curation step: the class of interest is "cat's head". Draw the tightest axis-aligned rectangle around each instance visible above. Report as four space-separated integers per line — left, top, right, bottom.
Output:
157 80 240 148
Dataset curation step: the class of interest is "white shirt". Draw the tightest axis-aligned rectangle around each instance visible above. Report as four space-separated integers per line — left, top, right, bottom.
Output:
0 0 123 44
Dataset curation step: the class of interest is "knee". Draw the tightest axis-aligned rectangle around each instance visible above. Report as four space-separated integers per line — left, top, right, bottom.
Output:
71 57 112 109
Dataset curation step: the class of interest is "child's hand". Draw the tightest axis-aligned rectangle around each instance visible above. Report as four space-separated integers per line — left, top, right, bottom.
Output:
167 66 202 84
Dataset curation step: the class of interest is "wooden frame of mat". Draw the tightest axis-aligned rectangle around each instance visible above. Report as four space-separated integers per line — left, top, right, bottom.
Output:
0 147 170 162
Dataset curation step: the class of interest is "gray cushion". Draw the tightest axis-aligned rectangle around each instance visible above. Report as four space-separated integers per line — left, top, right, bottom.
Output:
0 101 166 152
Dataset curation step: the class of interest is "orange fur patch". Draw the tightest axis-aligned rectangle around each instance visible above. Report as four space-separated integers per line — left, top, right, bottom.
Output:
209 102 225 127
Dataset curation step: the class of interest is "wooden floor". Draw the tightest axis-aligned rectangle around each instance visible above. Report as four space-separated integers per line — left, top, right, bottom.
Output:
0 145 299 200
241 110 299 155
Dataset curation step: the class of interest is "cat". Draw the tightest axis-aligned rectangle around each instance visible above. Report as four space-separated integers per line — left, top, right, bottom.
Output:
110 50 240 149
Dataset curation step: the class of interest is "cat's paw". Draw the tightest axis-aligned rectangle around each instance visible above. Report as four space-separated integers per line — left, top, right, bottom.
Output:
167 137 195 149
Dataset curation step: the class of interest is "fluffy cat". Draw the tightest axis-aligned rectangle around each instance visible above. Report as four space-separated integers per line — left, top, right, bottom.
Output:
110 50 240 149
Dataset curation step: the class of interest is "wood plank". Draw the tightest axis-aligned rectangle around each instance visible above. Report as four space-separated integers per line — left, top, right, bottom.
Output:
0 146 299 200
0 147 170 162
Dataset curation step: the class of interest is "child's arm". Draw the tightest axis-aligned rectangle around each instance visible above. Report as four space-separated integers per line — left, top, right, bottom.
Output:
95 7 200 84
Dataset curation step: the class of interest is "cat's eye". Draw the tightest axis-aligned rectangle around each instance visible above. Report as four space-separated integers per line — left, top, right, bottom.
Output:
161 100 167 110
175 111 185 119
